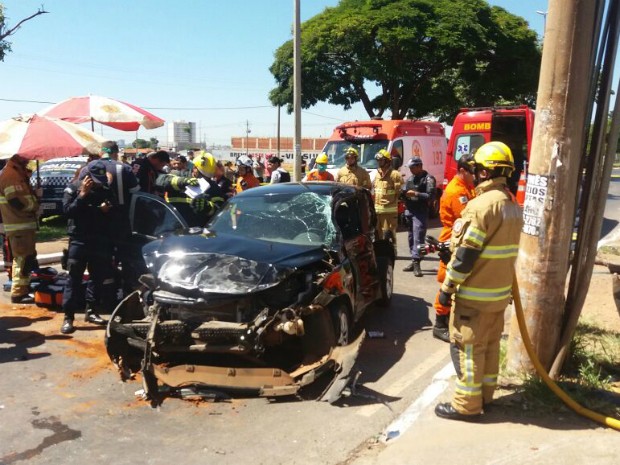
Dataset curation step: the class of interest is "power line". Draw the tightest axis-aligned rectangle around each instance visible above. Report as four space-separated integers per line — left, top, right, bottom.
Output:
0 98 55 105
1 98 352 122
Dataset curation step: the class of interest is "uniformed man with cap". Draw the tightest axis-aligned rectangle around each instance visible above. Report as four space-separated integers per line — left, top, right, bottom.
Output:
401 156 436 276
60 160 118 334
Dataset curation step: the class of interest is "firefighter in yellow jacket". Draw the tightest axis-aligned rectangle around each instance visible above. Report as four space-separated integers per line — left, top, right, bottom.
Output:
0 154 40 303
373 149 402 242
435 142 522 421
335 147 371 189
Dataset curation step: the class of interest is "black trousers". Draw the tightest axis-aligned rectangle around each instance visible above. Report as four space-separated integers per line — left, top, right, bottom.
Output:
62 239 116 318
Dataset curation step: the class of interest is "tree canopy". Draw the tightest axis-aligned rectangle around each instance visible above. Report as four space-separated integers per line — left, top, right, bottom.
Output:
269 0 541 122
0 4 48 62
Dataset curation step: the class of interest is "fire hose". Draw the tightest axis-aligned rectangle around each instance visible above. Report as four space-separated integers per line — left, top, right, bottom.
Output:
512 277 620 431
421 236 620 430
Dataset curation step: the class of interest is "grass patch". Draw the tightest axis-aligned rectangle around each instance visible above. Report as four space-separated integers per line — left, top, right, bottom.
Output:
501 318 620 418
37 215 68 242
599 245 620 256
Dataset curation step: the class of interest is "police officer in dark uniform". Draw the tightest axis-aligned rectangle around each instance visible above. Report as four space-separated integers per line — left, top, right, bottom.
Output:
132 150 170 196
60 161 119 334
98 141 141 297
401 156 436 277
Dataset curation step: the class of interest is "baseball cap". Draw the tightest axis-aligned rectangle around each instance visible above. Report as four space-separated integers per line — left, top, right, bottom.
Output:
85 160 109 184
407 156 423 167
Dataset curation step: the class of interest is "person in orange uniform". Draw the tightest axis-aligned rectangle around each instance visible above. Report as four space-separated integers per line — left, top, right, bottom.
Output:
372 149 403 242
432 153 476 342
235 155 260 193
304 153 334 181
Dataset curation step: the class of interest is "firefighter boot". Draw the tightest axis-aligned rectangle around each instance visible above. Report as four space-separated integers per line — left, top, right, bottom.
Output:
433 314 450 342
413 260 423 277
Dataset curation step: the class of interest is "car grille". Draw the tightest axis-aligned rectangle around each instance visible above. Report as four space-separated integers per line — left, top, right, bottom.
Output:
191 322 247 342
131 320 187 337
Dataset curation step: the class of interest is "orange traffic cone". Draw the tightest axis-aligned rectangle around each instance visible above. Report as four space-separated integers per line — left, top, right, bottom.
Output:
516 170 526 205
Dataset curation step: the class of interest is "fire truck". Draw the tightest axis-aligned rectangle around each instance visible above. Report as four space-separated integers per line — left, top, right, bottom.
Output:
444 105 535 195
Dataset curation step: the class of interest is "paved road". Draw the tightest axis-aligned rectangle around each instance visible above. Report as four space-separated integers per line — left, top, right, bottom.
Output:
0 224 451 465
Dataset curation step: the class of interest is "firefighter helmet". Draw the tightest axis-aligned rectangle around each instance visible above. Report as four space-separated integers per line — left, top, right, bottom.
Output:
473 142 515 175
193 152 217 177
316 152 328 164
374 149 391 161
236 155 253 168
344 147 358 158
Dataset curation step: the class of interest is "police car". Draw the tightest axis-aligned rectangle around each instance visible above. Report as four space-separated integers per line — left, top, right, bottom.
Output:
31 157 88 217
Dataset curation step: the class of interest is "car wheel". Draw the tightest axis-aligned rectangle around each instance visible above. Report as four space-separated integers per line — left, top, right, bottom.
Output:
330 304 351 346
377 255 394 307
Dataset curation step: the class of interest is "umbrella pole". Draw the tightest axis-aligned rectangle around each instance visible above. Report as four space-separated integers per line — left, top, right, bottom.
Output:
36 160 41 189
91 117 95 132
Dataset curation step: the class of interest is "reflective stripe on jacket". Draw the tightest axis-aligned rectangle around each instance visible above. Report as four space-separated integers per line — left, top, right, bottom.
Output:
445 177 523 313
373 168 403 214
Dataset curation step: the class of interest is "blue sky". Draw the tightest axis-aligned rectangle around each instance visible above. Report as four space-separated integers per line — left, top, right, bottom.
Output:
0 0 548 146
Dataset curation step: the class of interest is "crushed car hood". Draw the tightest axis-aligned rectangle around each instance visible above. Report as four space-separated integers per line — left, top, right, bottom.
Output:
143 232 328 295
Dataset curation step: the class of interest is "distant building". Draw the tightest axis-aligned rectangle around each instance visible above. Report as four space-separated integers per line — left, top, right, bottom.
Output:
168 121 197 150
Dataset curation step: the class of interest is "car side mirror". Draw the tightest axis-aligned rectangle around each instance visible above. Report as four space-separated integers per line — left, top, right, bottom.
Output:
391 155 402 170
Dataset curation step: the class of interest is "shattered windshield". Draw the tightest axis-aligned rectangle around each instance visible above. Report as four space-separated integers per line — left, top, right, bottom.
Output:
322 140 389 170
208 191 338 248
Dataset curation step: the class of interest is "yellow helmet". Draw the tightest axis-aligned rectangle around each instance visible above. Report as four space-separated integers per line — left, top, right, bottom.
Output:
473 141 514 174
375 149 391 161
316 152 328 164
344 147 359 158
193 152 216 177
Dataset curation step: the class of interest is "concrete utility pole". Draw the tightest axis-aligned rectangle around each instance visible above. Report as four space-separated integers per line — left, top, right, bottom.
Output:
506 0 599 372
245 120 251 156
293 0 302 181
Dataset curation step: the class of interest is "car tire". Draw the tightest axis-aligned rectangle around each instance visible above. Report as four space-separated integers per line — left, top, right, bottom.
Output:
330 303 351 346
377 255 394 307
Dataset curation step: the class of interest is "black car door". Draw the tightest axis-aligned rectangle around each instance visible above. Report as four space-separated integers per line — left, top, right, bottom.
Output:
333 193 379 319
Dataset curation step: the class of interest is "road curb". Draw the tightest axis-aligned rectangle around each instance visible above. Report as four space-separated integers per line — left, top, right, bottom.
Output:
38 252 62 266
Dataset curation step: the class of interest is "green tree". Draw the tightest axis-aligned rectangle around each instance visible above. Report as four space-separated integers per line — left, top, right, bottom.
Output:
149 137 159 149
269 0 540 122
0 4 48 62
132 139 149 149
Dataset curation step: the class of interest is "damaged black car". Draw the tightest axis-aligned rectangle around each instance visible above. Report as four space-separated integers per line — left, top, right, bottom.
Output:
106 182 395 403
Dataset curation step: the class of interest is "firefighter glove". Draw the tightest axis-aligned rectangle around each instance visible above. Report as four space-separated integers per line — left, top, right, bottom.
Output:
438 290 453 307
439 280 456 307
438 250 452 265
191 195 208 213
185 177 199 187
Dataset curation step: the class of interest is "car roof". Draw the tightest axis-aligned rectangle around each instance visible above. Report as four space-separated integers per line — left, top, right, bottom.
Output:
40 156 89 164
234 181 361 198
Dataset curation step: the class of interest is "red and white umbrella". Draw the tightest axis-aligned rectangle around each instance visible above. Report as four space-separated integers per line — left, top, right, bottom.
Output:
0 114 105 160
39 94 165 131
